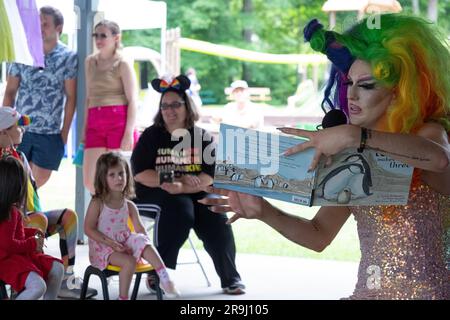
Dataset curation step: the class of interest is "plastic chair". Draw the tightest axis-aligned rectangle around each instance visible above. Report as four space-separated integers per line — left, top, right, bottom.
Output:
80 216 164 300
80 262 162 300
136 203 211 287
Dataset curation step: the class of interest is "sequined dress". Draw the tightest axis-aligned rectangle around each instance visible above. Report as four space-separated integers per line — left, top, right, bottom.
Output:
349 179 449 299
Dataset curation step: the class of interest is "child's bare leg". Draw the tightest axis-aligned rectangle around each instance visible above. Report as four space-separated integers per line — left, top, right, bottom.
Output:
141 244 164 270
142 245 180 297
108 252 137 300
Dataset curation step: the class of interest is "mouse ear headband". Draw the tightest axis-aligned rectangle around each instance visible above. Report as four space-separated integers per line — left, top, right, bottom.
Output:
303 19 355 74
151 74 191 94
304 19 354 124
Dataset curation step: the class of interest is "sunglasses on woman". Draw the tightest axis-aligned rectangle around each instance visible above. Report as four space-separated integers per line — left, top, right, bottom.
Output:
92 33 109 39
160 101 184 110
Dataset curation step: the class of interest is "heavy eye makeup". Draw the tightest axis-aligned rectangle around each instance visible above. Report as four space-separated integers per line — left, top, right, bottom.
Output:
343 77 377 90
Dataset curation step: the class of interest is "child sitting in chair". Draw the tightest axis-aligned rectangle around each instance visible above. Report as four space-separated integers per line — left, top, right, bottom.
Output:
84 152 179 299
0 107 97 299
0 156 64 299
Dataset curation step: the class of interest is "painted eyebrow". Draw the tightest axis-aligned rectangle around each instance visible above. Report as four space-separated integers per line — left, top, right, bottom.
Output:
346 75 375 83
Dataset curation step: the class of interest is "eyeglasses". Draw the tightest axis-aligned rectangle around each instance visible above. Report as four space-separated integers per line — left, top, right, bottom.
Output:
92 33 109 39
160 101 184 110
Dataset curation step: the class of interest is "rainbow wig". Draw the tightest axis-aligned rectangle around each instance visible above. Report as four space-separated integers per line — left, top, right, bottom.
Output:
305 14 450 133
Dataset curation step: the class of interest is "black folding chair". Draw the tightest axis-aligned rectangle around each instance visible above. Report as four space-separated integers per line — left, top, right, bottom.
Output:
136 203 211 287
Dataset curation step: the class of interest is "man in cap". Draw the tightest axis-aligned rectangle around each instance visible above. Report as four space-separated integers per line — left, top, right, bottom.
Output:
221 80 263 129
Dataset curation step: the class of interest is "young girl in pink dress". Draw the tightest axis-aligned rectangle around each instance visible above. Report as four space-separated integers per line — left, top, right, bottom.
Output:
84 152 179 300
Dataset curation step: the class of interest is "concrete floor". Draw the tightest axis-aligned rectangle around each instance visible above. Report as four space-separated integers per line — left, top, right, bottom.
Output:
45 237 359 300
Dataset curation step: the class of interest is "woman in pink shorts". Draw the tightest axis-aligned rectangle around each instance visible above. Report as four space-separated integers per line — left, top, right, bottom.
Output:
82 19 137 194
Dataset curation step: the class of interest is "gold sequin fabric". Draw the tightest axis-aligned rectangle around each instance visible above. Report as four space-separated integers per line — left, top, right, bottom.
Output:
439 193 450 270
348 181 449 299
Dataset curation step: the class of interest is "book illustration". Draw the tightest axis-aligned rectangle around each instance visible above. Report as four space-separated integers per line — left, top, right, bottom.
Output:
213 124 316 206
315 153 373 204
215 161 312 195
213 124 414 206
254 174 290 189
313 150 413 206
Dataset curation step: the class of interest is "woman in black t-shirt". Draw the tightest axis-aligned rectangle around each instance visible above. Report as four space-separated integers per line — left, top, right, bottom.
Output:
131 75 244 295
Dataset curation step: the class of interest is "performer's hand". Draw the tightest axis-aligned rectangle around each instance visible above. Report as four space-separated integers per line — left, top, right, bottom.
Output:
277 124 359 170
198 186 266 224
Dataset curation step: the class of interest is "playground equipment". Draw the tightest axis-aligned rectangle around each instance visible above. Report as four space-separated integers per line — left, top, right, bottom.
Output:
165 28 328 94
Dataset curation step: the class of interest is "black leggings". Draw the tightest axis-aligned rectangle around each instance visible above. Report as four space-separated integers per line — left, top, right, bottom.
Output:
135 189 241 288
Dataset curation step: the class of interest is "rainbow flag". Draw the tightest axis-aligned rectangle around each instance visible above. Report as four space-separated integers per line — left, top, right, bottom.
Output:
0 0 44 67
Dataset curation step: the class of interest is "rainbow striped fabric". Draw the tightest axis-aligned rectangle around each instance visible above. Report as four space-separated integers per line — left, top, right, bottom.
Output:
0 0 44 67
160 78 181 92
17 113 31 126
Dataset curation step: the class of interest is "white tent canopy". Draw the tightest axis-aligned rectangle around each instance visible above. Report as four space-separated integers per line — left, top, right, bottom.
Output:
97 0 166 30
31 0 167 240
36 0 167 72
36 0 166 31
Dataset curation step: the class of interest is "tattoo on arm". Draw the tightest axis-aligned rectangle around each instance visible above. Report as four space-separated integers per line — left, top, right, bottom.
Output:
278 230 289 238
273 208 287 236
275 209 284 217
370 147 431 162
366 129 431 161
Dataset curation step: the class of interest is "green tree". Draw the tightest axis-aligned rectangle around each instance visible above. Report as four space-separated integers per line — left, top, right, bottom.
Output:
121 0 450 107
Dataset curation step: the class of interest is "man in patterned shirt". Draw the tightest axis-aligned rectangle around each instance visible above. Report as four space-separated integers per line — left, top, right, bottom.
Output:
2 6 77 188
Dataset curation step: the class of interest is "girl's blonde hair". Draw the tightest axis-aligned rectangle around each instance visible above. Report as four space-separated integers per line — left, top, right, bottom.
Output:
93 152 135 201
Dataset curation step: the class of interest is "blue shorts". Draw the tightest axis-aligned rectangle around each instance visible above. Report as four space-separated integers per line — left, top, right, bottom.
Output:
18 132 65 171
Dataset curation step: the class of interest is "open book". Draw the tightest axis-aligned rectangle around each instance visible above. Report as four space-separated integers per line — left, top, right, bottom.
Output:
213 124 414 206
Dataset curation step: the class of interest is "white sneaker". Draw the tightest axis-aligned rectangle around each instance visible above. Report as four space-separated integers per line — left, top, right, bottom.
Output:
159 280 180 299
58 275 98 299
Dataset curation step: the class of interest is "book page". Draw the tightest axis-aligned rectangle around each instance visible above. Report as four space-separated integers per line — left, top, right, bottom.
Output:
213 124 316 206
313 148 414 206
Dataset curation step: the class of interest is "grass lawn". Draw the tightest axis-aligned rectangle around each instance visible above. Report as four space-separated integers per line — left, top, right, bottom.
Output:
39 158 361 262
